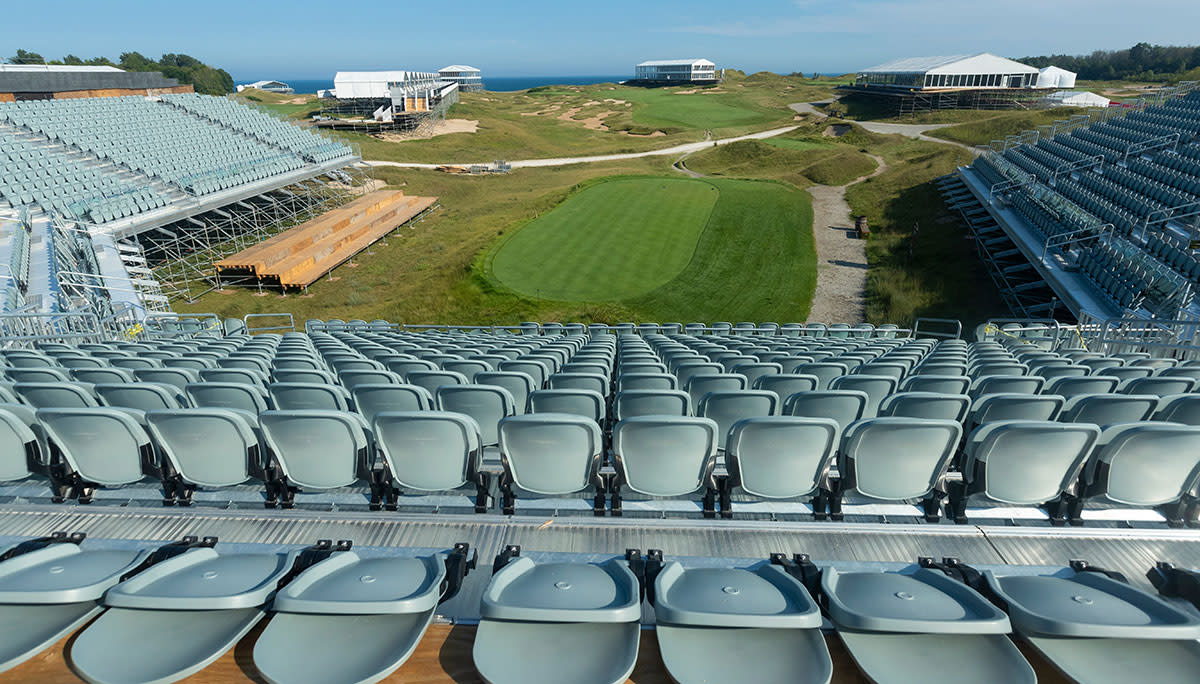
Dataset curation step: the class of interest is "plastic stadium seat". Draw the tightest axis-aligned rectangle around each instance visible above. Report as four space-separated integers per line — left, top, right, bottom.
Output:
271 357 325 371
685 374 748 408
499 361 548 389
949 421 1101 524
899 375 971 395
373 411 487 511
1120 376 1197 396
96 382 189 412
675 362 723 390
496 413 604 515
878 392 971 422
729 362 782 388
1079 422 1200 526
724 416 840 519
351 384 433 423
406 370 469 397
54 356 109 370
529 389 606 423
338 369 403 390
268 383 352 412
969 393 1064 427
15 382 99 409
385 359 439 379
435 385 516 448
784 390 868 432
132 368 200 391
1103 366 1155 383
968 375 1045 399
797 363 851 390
37 408 158 498
753 374 819 410
612 390 690 420
856 362 907 381
829 375 898 418
1153 394 1200 425
696 391 777 451
145 408 263 502
1042 375 1119 398
0 407 41 483
200 368 269 387
610 416 719 516
258 410 374 505
5 367 70 384
271 369 337 385
109 358 163 371
913 362 967 376
548 372 607 395
1058 393 1158 426
615 372 677 392
442 360 490 380
185 383 270 414
832 417 962 522
561 363 610 378
472 370 534 411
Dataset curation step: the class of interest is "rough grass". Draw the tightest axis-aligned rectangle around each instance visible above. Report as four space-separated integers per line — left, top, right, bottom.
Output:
232 89 322 120
926 108 1088 147
488 178 719 301
686 133 877 187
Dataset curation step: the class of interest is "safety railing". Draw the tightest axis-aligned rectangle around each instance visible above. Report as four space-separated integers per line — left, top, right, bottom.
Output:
244 312 295 335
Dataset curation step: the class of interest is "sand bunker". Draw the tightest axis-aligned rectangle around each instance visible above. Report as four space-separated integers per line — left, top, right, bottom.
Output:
824 124 852 138
378 119 479 141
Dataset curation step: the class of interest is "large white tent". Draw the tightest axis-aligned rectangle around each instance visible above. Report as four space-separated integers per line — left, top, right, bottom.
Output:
1037 66 1078 89
333 71 437 99
856 53 1043 90
1044 90 1110 108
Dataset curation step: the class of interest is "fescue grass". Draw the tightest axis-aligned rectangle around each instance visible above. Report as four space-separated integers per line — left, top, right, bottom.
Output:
686 124 878 187
488 177 719 301
926 108 1087 147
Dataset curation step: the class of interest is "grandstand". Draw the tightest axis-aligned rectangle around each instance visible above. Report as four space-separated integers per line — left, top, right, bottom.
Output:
0 92 366 318
941 81 1200 336
0 315 1198 682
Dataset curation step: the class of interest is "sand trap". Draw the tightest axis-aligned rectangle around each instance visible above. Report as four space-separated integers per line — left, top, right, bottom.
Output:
604 98 628 105
378 119 479 141
824 124 851 138
625 130 666 137
675 89 699 95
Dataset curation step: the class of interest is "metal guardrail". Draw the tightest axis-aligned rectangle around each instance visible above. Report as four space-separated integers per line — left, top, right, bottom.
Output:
0 310 105 347
912 318 962 340
244 313 295 335
142 313 224 339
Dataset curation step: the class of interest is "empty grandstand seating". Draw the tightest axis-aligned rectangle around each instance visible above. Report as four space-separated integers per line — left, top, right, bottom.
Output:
0 318 1196 526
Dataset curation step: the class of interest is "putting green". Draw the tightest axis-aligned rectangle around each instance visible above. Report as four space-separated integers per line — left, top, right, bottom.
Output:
489 177 719 301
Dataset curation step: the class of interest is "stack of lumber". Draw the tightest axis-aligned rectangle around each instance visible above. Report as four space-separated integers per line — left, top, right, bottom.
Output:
215 190 437 289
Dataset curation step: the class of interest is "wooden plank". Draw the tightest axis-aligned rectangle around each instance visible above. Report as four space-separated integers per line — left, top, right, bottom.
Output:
0 621 1072 684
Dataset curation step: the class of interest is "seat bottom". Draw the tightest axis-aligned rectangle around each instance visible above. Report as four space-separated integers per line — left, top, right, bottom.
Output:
1026 635 1200 684
473 619 638 684
0 602 100 673
657 624 832 684
70 607 263 684
838 630 1034 684
254 610 436 684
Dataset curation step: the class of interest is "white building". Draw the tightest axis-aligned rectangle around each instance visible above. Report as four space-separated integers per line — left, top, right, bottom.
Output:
1037 66 1078 89
635 59 717 83
438 65 484 92
236 80 293 94
1044 90 1110 108
332 71 439 99
855 53 1044 90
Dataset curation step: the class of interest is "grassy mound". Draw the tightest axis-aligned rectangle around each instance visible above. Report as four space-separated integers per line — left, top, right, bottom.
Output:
488 178 719 301
926 108 1087 147
686 139 876 186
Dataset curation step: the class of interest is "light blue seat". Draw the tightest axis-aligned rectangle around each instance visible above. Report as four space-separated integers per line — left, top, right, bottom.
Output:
268 382 352 412
833 417 962 522
351 384 433 423
70 367 135 385
96 382 188 412
1120 376 1197 396
338 368 403 390
675 362 723 390
475 371 535 414
1043 375 1119 398
610 415 719 517
1079 422 1200 526
132 367 200 391
616 372 677 392
435 384 516 448
725 416 840 519
783 390 868 432
548 372 608 395
271 368 337 385
496 413 604 515
373 410 488 511
950 421 1101 524
796 362 850 390
900 374 971 395
969 375 1044 398
685 373 748 408
968 393 1064 427
5 367 69 384
829 374 898 418
443 359 490 380
145 408 264 503
1153 394 1200 425
1058 393 1158 426
613 390 691 420
753 374 819 411
529 389 606 423
0 407 41 483
199 367 269 387
499 360 548 389
15 382 99 409
385 359 439 379
696 390 777 451
878 392 971 422
259 410 374 506
185 382 270 414
37 408 158 499
406 370 469 397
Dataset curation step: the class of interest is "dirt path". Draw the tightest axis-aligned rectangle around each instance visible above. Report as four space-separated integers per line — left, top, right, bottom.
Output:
806 153 887 324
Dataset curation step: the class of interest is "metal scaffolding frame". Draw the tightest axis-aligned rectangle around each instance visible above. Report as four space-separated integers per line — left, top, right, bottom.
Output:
135 165 376 303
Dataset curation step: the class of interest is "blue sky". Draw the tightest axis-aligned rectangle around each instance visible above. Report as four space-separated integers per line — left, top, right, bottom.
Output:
4 0 1199 79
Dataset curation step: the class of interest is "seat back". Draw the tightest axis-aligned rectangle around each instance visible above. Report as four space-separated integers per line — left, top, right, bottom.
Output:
796 363 850 390
964 421 1100 505
675 362 723 390
696 390 777 449
132 368 200 391
338 369 403 390
1153 394 1200 425
272 369 338 385
685 373 748 408
146 409 259 488
969 375 1044 398
899 375 971 395
442 360 490 380
5 367 69 384
616 372 677 392
70 367 134 385
840 417 961 501
0 408 39 482
268 383 351 411
829 375 898 418
406 370 469 397
1043 375 1119 398
96 382 188 411
351 384 433 423
199 368 268 387
15 382 98 409
753 374 819 410
529 389 606 423
1121 376 1198 396
185 382 269 414
474 372 535 414
374 411 481 492
435 384 516 446
726 416 838 499
878 392 971 422
385 359 439 379
783 390 868 432
37 408 152 486
1059 393 1158 425
548 373 608 395
612 416 718 497
498 413 602 495
968 393 1064 426
259 410 369 489
729 363 782 388
499 361 547 388
613 390 690 420
1087 423 1200 506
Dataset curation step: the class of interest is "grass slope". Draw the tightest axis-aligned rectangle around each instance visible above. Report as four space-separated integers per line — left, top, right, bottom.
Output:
926 108 1087 147
489 178 719 301
686 131 877 187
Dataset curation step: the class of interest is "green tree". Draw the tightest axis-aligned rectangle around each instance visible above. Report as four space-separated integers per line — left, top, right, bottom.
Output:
8 49 45 64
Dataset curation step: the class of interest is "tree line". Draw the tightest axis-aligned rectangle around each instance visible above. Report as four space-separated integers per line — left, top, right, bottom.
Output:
1018 43 1200 82
6 49 234 96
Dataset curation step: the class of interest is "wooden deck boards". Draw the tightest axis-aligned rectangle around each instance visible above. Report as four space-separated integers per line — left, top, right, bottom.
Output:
214 190 437 289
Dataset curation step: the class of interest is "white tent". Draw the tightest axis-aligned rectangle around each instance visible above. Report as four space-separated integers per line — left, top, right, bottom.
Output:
1037 66 1077 89
1045 90 1110 108
333 71 428 99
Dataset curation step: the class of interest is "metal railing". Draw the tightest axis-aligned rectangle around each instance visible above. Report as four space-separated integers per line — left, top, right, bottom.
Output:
0 310 105 347
244 313 295 335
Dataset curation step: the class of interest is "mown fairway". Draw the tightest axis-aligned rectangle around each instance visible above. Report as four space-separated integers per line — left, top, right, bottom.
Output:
489 178 719 301
485 176 817 321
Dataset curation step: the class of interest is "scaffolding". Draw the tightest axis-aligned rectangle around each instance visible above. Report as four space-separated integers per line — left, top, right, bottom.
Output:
136 165 376 303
